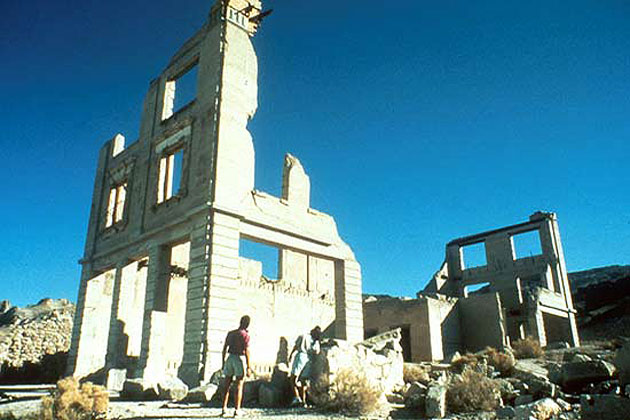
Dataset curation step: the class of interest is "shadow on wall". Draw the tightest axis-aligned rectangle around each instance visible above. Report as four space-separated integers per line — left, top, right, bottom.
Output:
275 337 288 364
0 352 68 385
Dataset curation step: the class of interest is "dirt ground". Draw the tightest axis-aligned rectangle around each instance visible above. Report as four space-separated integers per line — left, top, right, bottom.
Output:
0 399 423 420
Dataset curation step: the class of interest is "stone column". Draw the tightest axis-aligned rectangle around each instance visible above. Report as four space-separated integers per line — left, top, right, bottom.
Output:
334 259 364 343
201 210 241 383
135 245 162 379
66 264 93 376
105 262 126 369
179 218 211 385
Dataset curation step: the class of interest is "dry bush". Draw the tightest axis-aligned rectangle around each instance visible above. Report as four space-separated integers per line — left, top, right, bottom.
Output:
314 368 382 416
450 353 481 373
40 377 109 420
446 370 501 413
483 347 515 376
403 363 430 384
512 337 543 359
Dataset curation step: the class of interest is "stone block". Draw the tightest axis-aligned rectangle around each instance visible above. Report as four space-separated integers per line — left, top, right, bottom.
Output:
121 378 159 401
105 368 127 391
555 360 617 391
425 383 446 419
185 383 219 403
157 376 189 401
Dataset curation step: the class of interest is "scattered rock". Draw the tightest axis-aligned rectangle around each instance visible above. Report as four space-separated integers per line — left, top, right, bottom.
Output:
514 397 561 420
580 394 630 420
121 378 159 400
157 376 188 401
185 383 218 403
552 360 617 391
514 394 534 406
496 405 516 418
425 383 446 418
404 381 426 408
106 368 127 391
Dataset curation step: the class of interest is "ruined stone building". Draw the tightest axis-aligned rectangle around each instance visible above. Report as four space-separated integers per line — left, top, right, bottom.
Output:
67 0 363 387
364 212 580 363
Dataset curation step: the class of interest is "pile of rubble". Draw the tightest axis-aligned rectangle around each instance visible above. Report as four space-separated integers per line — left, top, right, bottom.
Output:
118 329 404 416
391 340 630 419
0 299 75 383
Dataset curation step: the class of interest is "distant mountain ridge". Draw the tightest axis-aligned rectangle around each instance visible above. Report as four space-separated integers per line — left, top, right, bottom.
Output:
568 265 630 289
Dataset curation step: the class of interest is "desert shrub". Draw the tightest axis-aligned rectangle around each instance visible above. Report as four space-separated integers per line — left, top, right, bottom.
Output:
40 377 108 420
314 368 382 416
450 353 481 373
483 347 516 376
446 370 501 413
403 363 430 384
512 337 543 359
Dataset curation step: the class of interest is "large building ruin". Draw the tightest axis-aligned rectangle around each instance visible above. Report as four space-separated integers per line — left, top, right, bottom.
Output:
67 0 363 387
364 212 580 362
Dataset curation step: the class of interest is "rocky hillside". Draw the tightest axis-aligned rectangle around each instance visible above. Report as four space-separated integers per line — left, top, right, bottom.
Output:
569 265 630 341
0 298 75 383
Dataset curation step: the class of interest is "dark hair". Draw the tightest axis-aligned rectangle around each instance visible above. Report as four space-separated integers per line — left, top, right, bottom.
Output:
311 326 322 341
240 315 251 329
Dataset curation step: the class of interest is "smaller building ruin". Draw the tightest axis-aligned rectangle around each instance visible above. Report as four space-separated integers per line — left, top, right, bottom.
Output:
364 212 580 362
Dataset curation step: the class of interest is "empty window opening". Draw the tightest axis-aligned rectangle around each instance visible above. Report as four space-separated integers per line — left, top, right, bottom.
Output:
157 148 184 203
162 63 198 120
512 230 543 260
392 325 412 362
239 239 279 280
106 183 127 227
464 281 491 297
461 242 487 269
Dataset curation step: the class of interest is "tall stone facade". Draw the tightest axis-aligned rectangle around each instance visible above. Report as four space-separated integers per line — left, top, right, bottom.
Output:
67 0 363 387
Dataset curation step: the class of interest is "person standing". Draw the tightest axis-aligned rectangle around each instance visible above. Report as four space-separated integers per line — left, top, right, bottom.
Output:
289 326 322 407
221 315 252 417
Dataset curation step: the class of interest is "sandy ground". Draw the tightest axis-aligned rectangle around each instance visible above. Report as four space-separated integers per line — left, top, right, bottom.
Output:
0 399 407 419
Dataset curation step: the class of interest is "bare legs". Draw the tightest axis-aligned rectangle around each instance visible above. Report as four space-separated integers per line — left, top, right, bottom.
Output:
222 376 245 415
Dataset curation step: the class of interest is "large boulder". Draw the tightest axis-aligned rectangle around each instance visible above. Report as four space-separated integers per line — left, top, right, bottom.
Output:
551 360 617 391
157 376 188 401
312 329 404 396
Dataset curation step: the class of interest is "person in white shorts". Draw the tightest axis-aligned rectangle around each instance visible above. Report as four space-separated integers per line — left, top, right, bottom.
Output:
289 326 322 407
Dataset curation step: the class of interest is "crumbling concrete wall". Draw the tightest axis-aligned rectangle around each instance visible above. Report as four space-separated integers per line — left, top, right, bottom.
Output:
459 293 508 352
68 0 363 388
363 292 507 362
424 212 579 348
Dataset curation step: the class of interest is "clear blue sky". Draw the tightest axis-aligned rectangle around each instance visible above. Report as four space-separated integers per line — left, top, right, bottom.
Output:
1 0 629 307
